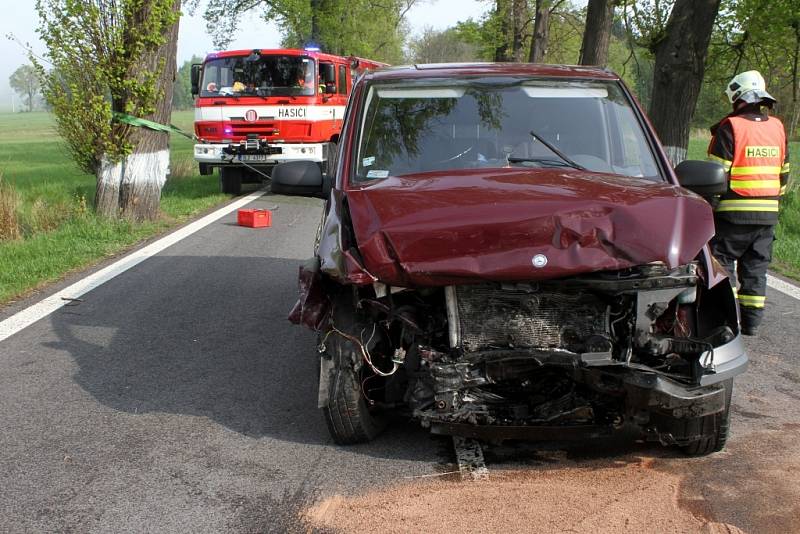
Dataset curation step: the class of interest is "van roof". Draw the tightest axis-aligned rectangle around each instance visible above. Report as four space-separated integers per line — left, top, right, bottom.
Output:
365 62 620 81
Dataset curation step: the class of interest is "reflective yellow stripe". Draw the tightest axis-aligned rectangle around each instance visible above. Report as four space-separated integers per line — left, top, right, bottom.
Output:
780 185 787 195
716 199 779 205
730 166 783 176
717 206 780 212
729 179 781 190
782 163 791 173
708 154 732 171
716 198 780 212
738 294 766 308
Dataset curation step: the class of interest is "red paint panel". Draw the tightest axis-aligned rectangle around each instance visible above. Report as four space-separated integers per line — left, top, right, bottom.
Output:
345 168 714 287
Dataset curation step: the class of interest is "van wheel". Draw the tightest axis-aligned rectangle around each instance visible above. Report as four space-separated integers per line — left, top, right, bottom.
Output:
682 379 733 456
221 167 242 195
320 300 386 444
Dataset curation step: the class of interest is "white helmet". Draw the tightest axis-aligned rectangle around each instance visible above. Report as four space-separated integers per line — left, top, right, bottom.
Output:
725 70 775 105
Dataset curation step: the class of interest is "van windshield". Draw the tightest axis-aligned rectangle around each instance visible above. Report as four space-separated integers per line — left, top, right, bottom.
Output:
200 54 316 97
355 79 661 181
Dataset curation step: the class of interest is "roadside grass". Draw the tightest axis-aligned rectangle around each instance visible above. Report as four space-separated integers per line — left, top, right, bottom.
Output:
0 110 229 304
688 138 800 280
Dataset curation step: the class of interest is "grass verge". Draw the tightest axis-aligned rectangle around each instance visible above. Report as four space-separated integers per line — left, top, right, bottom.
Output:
0 110 228 305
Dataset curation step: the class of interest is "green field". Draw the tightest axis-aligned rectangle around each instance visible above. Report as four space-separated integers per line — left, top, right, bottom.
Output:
0 110 228 303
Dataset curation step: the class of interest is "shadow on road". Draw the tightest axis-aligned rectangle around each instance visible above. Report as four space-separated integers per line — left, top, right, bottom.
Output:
46 255 434 461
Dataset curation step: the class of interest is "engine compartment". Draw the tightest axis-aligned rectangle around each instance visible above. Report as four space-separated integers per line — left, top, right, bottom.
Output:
316 262 737 434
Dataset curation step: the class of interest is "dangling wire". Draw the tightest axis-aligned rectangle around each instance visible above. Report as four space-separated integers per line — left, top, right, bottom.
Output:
325 323 400 377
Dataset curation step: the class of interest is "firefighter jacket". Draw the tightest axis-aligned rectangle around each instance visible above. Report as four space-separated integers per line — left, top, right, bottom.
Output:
708 105 790 225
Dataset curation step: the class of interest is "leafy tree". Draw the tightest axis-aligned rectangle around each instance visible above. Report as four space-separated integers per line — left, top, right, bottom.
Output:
9 65 40 112
34 0 181 221
192 0 417 64
174 56 204 110
454 0 573 64
406 28 480 64
701 0 800 137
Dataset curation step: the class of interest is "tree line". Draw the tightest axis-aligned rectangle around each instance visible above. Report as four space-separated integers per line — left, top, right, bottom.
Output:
29 0 798 221
405 0 798 162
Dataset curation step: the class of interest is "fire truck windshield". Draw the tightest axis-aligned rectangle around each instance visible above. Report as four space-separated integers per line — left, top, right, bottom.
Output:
200 55 316 98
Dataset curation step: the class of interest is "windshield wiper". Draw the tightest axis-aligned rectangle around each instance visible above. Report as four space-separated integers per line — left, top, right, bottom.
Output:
507 157 577 168
526 130 586 170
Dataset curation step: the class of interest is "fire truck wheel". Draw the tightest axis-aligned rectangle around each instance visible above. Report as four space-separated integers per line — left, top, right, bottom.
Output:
198 163 213 176
221 167 242 195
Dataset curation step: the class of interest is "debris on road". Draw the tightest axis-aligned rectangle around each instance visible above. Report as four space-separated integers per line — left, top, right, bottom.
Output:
452 437 488 481
237 208 272 228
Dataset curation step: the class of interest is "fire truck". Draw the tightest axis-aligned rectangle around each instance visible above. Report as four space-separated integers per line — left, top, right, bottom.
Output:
190 48 385 194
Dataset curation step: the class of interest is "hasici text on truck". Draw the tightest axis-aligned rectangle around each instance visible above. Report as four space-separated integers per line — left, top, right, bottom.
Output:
190 48 386 194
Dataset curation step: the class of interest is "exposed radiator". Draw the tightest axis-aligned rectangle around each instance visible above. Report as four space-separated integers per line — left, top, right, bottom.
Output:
449 285 610 353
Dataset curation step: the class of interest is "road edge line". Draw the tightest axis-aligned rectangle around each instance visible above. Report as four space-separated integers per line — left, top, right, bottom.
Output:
0 189 266 343
767 274 800 301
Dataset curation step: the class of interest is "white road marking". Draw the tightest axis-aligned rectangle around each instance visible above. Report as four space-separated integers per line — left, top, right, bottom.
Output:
452 436 489 481
0 190 266 343
768 274 800 302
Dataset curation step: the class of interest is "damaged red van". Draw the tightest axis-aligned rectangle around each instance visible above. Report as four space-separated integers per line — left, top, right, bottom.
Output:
271 63 747 455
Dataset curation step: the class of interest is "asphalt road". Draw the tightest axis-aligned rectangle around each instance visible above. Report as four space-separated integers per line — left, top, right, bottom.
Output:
1 193 799 533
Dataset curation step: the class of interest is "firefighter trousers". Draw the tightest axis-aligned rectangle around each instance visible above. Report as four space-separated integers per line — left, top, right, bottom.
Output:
710 219 774 330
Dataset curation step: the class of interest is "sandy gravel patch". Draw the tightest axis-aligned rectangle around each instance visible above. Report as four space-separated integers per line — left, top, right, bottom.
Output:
305 457 737 534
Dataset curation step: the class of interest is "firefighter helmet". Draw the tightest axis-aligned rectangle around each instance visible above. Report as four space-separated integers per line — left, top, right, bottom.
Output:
725 70 776 105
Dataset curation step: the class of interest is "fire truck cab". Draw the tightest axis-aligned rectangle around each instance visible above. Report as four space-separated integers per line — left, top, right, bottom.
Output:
191 48 384 194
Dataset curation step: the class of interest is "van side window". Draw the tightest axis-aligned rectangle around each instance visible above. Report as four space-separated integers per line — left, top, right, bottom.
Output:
338 65 347 94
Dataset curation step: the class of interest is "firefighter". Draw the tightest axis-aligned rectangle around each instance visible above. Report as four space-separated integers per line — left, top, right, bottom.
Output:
708 70 791 336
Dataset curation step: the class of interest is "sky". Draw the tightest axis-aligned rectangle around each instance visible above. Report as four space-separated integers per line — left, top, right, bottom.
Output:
0 0 491 111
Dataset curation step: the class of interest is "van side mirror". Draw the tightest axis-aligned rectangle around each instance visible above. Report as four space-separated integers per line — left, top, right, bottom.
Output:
271 161 330 199
190 64 202 96
675 160 728 197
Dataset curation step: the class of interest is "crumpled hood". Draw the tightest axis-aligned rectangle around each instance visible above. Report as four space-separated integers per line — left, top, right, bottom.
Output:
346 168 714 286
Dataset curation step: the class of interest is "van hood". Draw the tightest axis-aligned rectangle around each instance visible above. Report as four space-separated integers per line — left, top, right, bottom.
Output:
345 168 714 287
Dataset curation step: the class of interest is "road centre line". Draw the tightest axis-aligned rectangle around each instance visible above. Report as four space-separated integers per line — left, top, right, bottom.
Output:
0 189 266 343
767 274 800 301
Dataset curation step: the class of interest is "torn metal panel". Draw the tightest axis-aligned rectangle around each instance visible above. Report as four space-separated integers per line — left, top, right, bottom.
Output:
317 189 377 285
288 257 331 331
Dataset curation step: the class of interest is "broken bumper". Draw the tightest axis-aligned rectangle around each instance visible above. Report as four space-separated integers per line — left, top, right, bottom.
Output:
697 334 748 386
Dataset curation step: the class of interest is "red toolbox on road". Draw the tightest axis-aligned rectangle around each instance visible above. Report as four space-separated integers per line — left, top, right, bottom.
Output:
237 209 272 228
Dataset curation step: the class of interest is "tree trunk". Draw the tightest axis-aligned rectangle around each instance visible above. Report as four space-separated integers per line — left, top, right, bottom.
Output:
528 0 550 63
789 21 800 139
494 0 511 62
579 0 615 66
95 1 180 221
511 0 528 62
648 0 721 165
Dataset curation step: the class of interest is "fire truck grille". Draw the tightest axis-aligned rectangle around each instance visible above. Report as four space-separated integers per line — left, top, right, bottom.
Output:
454 285 610 353
230 122 277 137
